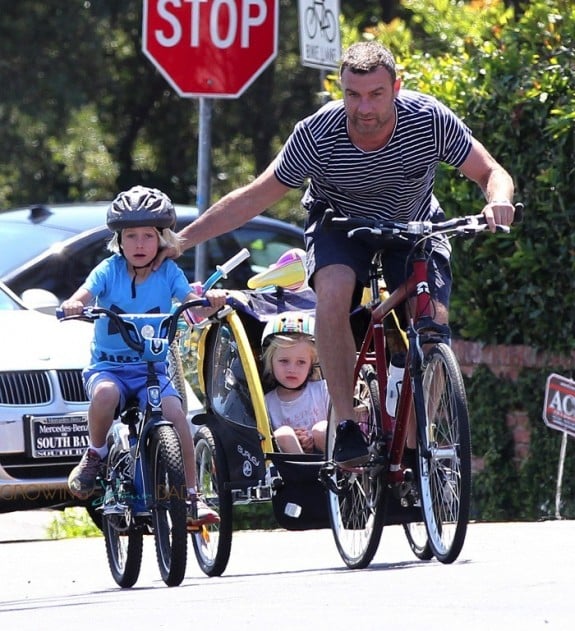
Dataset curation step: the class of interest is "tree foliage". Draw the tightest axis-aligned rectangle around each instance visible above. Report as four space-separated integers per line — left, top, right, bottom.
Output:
0 0 319 221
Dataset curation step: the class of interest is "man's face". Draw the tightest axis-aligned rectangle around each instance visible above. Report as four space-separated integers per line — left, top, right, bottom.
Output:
341 66 400 137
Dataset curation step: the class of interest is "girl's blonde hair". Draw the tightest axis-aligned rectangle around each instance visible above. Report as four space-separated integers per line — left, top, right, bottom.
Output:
107 227 182 256
262 333 322 388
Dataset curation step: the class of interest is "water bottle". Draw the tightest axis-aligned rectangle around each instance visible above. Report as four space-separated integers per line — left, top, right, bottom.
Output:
386 352 405 418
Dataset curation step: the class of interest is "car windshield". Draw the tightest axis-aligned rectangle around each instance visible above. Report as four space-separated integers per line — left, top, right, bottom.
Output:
0 223 77 276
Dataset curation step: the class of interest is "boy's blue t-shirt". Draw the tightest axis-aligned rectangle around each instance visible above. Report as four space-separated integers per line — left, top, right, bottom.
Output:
81 254 191 367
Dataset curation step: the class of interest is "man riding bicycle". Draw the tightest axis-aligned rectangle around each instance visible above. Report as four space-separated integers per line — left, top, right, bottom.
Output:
155 41 516 466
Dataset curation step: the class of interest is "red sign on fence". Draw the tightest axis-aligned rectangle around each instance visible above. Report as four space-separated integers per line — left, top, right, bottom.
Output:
542 373 575 438
142 0 279 98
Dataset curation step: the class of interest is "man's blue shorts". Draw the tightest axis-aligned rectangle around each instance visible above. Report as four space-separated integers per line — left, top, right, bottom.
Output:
83 362 180 412
304 212 452 309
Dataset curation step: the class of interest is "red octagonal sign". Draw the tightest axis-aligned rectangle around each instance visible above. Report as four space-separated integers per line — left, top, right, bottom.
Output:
143 0 279 98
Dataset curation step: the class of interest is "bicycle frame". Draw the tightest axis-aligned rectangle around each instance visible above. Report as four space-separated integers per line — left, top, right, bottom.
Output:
57 303 196 587
122 361 179 513
360 248 441 485
322 205 522 568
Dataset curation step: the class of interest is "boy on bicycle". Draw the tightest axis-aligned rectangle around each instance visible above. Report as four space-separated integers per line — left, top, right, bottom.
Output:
60 185 226 528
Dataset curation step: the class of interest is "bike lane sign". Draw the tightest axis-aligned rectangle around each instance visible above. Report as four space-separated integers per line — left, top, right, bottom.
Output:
542 372 575 438
297 0 341 70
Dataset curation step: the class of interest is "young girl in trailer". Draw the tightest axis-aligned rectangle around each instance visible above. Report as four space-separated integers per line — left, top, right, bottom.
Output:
261 312 329 454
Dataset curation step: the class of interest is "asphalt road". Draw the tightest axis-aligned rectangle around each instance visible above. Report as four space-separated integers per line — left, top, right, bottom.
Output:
0 512 573 630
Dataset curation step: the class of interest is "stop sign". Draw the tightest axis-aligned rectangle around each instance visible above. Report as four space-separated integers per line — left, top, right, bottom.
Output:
143 0 279 98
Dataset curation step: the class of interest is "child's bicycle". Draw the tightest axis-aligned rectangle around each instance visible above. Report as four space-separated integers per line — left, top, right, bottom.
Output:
57 301 204 587
319 204 523 569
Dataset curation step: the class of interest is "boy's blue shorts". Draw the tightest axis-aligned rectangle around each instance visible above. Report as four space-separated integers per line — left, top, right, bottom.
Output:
83 362 180 411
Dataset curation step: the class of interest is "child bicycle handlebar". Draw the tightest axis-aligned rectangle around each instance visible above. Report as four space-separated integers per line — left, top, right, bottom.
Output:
55 248 252 356
56 301 208 360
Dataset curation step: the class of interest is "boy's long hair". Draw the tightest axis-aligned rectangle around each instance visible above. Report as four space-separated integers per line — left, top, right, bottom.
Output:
107 227 182 255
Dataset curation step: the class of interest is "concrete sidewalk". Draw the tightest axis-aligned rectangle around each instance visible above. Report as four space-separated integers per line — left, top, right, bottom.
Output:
0 509 60 542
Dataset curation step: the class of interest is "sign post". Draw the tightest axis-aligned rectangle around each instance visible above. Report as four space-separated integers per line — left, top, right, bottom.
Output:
542 372 575 518
142 0 279 279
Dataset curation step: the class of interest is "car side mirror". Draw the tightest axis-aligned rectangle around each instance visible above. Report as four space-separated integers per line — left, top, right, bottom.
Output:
21 288 60 315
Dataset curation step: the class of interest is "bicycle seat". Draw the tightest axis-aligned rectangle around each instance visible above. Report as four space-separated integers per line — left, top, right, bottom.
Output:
247 248 307 290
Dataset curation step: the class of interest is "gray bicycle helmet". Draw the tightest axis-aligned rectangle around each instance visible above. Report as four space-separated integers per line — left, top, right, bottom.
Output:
106 185 176 231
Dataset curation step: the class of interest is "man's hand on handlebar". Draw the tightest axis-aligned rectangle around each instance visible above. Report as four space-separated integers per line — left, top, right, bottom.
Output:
482 200 515 233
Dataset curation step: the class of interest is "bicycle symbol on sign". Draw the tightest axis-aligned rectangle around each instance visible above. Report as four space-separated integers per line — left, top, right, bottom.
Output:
304 0 337 42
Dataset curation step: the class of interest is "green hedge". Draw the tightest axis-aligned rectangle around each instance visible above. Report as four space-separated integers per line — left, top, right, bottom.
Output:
467 365 575 520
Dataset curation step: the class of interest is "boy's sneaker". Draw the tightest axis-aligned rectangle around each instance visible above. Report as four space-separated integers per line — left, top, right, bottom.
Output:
334 420 369 466
187 495 220 531
68 448 103 499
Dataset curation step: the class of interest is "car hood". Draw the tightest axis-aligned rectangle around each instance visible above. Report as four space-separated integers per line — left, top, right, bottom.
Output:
0 311 92 370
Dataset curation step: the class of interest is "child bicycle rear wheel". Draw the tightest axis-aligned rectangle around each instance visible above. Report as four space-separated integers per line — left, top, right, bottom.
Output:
102 442 144 588
191 425 233 577
417 343 471 563
150 424 188 586
325 365 386 569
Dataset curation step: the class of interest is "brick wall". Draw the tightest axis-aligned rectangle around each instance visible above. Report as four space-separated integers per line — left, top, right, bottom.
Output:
452 339 575 380
452 340 575 467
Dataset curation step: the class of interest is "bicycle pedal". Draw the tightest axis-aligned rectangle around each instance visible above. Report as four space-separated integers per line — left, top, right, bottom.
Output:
102 503 128 516
391 480 413 500
403 467 415 482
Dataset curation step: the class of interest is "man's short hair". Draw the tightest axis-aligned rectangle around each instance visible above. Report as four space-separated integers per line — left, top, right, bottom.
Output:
340 41 397 82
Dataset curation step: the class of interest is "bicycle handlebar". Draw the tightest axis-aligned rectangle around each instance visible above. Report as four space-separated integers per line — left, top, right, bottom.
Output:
56 299 208 354
322 203 524 239
56 249 252 346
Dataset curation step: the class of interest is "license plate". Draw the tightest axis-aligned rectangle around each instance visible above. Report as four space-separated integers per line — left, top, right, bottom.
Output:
27 415 89 459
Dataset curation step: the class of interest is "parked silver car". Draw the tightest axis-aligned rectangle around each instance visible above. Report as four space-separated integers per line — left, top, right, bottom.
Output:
0 281 93 514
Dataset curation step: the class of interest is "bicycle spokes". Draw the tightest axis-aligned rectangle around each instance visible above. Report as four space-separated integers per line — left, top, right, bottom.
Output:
418 344 470 563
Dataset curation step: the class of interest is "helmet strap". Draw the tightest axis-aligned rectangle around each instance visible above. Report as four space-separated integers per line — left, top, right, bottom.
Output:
129 260 153 299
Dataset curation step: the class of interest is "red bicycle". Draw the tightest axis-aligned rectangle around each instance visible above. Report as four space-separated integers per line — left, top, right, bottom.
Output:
320 205 522 569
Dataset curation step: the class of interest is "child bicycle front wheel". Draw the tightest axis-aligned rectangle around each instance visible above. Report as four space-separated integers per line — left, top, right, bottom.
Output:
417 343 471 563
150 424 188 586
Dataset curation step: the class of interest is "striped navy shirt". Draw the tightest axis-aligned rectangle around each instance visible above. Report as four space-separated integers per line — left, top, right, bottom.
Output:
274 89 472 224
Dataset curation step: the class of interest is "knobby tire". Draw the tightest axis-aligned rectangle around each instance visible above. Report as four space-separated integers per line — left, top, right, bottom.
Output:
102 442 144 588
150 424 188 586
